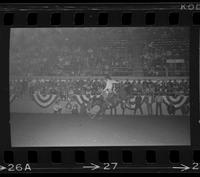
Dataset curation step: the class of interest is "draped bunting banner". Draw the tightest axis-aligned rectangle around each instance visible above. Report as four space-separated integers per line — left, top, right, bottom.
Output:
32 91 57 108
9 84 16 104
10 93 16 103
71 94 189 111
163 95 189 109
19 90 189 111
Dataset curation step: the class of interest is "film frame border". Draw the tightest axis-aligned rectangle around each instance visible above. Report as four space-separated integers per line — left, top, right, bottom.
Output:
0 2 199 173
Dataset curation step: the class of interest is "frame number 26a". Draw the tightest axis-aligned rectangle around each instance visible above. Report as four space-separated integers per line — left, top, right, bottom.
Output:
7 164 31 172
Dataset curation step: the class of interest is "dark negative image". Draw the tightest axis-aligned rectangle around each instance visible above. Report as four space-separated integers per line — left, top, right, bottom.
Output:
9 27 190 147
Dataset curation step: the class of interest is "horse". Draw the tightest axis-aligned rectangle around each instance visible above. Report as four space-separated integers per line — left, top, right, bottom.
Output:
87 95 107 118
87 85 130 118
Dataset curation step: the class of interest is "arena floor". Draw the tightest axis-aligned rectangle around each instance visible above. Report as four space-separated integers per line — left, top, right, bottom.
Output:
10 113 190 147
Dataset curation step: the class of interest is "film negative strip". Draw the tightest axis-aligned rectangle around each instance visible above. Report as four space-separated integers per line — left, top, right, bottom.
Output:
0 2 199 173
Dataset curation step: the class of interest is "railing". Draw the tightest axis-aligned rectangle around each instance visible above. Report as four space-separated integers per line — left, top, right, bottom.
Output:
9 75 189 81
10 69 190 80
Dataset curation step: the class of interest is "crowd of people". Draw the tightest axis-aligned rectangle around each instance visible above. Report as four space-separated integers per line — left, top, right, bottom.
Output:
142 40 189 77
10 28 189 78
10 78 190 99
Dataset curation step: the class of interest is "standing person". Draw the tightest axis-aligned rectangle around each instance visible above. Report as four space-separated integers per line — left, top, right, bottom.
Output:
144 93 154 115
72 104 79 115
134 94 143 115
155 93 163 116
103 75 119 94
53 99 62 114
101 75 119 107
168 102 175 116
181 102 189 116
